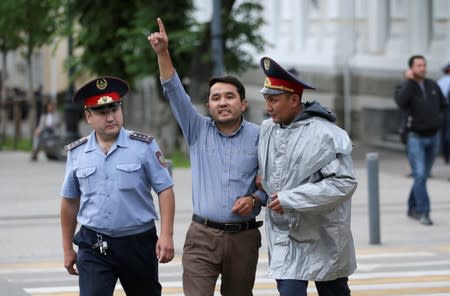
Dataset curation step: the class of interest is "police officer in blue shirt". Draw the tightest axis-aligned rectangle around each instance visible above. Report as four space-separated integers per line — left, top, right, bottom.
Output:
60 76 175 296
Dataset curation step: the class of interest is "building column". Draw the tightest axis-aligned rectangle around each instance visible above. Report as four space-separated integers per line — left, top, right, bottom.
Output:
335 0 355 60
367 0 388 54
293 0 308 50
267 0 280 45
409 0 431 54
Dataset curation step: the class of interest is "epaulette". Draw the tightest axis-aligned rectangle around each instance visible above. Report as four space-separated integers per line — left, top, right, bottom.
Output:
64 137 88 152
129 131 153 143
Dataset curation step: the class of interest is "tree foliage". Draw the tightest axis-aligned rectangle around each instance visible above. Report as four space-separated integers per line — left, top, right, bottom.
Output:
0 0 63 142
20 0 63 136
20 0 62 64
187 0 265 102
68 0 265 86
0 1 23 55
69 0 195 84
222 1 265 72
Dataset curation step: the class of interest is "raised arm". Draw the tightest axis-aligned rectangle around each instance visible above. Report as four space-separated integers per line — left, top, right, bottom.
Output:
148 18 175 81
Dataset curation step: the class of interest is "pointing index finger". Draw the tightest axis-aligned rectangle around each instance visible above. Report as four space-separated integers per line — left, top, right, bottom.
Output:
157 17 166 34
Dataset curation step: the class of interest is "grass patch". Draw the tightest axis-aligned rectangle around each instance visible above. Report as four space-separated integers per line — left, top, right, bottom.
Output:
166 150 190 168
0 136 191 168
1 136 32 151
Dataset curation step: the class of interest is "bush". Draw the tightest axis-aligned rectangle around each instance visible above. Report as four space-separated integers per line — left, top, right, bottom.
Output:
1 136 32 151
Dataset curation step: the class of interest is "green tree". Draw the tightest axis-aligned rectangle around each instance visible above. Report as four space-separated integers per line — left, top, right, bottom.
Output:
67 0 264 153
0 0 62 146
69 0 195 84
188 0 265 102
69 0 264 89
0 0 24 147
20 0 63 139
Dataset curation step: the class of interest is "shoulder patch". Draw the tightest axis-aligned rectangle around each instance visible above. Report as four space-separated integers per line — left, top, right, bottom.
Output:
155 151 168 168
129 131 153 143
64 137 88 152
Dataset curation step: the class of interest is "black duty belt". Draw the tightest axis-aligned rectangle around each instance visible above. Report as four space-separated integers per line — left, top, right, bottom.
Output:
192 214 263 233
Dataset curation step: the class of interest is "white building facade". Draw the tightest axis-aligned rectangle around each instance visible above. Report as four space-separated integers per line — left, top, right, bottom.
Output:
3 0 449 147
196 0 450 147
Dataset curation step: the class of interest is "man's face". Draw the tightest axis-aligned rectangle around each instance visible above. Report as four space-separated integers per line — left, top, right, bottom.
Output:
411 58 427 80
264 92 300 125
85 104 123 140
207 82 247 126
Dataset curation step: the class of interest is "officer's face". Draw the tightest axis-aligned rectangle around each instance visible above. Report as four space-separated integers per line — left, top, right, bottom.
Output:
264 92 300 125
85 105 123 140
207 82 247 129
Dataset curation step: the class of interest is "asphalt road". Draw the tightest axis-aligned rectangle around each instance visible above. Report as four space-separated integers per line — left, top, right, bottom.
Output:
1 142 450 295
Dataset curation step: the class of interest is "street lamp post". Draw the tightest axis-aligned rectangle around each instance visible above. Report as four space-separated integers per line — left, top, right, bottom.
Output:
211 0 224 76
63 2 82 143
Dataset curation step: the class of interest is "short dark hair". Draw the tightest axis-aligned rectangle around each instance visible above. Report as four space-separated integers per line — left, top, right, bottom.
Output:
408 55 426 68
208 75 246 101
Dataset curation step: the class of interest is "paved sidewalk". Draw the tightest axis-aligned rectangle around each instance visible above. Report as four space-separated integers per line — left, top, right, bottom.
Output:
1 143 449 294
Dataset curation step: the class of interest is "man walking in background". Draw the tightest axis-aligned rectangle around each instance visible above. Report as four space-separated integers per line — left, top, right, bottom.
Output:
395 55 447 225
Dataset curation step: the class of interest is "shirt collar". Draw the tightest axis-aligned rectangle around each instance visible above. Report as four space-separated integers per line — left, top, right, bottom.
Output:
84 127 128 153
211 116 246 137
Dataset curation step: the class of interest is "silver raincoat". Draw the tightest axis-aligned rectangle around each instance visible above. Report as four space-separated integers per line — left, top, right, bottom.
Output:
258 102 358 281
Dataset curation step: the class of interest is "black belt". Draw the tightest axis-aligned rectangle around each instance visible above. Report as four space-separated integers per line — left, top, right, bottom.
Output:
192 214 263 233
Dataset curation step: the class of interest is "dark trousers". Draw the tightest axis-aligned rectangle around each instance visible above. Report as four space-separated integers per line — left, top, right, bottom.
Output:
276 277 351 296
73 226 161 296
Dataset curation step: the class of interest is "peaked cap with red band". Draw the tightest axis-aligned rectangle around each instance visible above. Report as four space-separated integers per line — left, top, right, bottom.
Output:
73 76 129 109
259 57 315 96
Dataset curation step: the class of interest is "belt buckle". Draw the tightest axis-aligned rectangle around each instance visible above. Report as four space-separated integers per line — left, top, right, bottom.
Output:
223 223 241 232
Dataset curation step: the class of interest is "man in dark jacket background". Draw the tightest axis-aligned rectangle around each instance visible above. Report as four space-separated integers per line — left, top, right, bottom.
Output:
395 54 448 226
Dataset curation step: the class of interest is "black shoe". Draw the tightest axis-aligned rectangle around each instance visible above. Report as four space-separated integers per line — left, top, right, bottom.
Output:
419 214 433 226
407 209 419 220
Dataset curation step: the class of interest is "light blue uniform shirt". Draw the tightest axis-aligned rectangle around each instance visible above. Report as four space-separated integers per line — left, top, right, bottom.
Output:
60 128 173 237
162 72 266 223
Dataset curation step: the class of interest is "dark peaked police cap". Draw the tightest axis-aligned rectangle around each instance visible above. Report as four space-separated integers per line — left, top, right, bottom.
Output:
73 76 129 110
259 56 315 96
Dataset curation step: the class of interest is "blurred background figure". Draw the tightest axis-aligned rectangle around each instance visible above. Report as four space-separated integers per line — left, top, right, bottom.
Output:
394 55 448 226
437 63 450 166
31 100 62 161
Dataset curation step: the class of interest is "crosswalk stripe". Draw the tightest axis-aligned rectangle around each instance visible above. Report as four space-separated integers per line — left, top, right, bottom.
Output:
4 247 449 296
24 274 450 294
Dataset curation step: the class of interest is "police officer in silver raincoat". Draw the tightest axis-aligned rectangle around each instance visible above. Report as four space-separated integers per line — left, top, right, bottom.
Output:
257 57 358 296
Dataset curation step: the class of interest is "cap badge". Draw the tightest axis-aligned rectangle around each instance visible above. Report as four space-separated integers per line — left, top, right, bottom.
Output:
264 58 271 70
96 78 108 90
97 96 113 105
